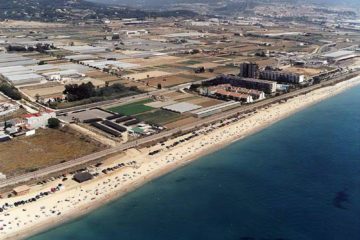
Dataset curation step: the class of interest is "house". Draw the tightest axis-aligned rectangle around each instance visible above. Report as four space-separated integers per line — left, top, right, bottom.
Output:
23 111 56 129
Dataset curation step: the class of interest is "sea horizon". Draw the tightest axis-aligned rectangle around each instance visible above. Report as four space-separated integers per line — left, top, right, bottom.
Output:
28 84 360 240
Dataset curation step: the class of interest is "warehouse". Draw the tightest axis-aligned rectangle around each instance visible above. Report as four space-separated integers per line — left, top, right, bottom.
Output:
42 69 85 80
162 102 202 113
65 54 98 61
81 60 139 70
5 73 45 86
322 50 357 62
191 101 240 118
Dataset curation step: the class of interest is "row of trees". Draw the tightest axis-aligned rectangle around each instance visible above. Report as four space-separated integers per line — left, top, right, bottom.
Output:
0 83 22 100
6 43 56 53
63 82 139 102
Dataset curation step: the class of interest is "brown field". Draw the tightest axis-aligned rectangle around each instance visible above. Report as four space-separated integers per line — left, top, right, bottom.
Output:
0 127 105 177
164 116 199 129
255 58 278 67
147 75 193 87
120 79 154 91
162 92 195 101
20 77 106 98
0 94 8 103
283 67 323 76
187 97 224 107
121 56 185 67
123 70 172 81
86 71 120 82
20 83 65 98
191 62 221 69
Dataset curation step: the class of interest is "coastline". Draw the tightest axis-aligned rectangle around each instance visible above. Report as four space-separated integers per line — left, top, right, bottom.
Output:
2 76 360 240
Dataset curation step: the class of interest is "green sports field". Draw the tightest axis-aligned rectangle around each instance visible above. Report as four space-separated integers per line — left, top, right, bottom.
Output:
136 109 183 125
107 99 154 115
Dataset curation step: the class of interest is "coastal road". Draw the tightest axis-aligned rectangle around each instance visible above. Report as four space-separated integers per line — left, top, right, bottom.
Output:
0 72 359 189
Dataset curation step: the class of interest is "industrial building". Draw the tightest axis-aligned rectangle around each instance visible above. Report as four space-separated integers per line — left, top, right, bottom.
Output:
80 60 139 70
0 70 46 86
191 101 240 118
322 50 357 62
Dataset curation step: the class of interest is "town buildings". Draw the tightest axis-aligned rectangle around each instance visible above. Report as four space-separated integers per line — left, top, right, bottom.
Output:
259 70 305 84
239 62 259 78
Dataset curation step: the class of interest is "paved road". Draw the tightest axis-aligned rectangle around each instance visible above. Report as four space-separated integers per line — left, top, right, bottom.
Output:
0 72 358 189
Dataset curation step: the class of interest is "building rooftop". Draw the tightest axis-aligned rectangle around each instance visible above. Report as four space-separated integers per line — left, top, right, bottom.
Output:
322 50 355 58
162 102 202 113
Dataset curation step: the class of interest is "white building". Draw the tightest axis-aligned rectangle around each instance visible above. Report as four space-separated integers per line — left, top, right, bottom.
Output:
123 30 149 37
259 70 305 84
24 111 56 129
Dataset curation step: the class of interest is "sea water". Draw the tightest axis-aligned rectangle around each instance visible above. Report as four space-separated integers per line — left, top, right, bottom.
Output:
29 86 360 240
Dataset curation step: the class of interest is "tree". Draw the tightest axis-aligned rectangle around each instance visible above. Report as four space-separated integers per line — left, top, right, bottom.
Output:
0 83 22 100
48 118 60 129
63 82 96 101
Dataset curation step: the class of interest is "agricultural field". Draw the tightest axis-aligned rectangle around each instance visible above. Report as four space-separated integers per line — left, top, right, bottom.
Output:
107 99 154 115
147 75 194 88
0 127 105 176
136 109 183 125
283 67 323 76
20 83 65 98
164 116 199 129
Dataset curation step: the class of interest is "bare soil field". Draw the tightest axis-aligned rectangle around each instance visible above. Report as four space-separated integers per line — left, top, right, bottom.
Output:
164 116 199 129
121 56 184 67
0 93 8 103
0 127 105 177
0 20 68 28
20 83 65 98
283 67 323 76
187 97 224 107
123 70 172 81
162 92 195 101
147 75 193 87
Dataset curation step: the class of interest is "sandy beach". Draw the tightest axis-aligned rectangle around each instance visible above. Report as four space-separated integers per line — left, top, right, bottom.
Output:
1 76 360 240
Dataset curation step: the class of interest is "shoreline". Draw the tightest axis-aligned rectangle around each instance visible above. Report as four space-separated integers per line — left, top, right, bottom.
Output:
2 76 360 240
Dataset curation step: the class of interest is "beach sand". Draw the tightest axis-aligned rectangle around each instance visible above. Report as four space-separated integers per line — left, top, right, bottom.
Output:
1 76 360 240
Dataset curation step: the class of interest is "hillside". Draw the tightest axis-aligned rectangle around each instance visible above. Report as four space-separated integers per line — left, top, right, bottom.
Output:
0 0 197 21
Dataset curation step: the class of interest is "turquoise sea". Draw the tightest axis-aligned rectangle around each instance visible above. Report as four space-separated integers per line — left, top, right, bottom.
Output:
29 85 360 240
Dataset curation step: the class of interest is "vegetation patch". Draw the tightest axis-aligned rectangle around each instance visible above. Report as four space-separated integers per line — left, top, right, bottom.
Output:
0 127 105 177
107 99 154 115
136 109 183 125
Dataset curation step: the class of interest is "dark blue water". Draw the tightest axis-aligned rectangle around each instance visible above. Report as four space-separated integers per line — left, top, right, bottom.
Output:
29 86 360 240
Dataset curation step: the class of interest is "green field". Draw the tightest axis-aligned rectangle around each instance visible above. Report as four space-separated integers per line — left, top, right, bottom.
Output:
180 60 202 65
136 109 183 125
107 99 154 115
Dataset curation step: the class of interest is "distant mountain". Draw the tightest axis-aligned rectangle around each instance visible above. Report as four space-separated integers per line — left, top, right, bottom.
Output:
87 0 360 8
0 0 197 21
